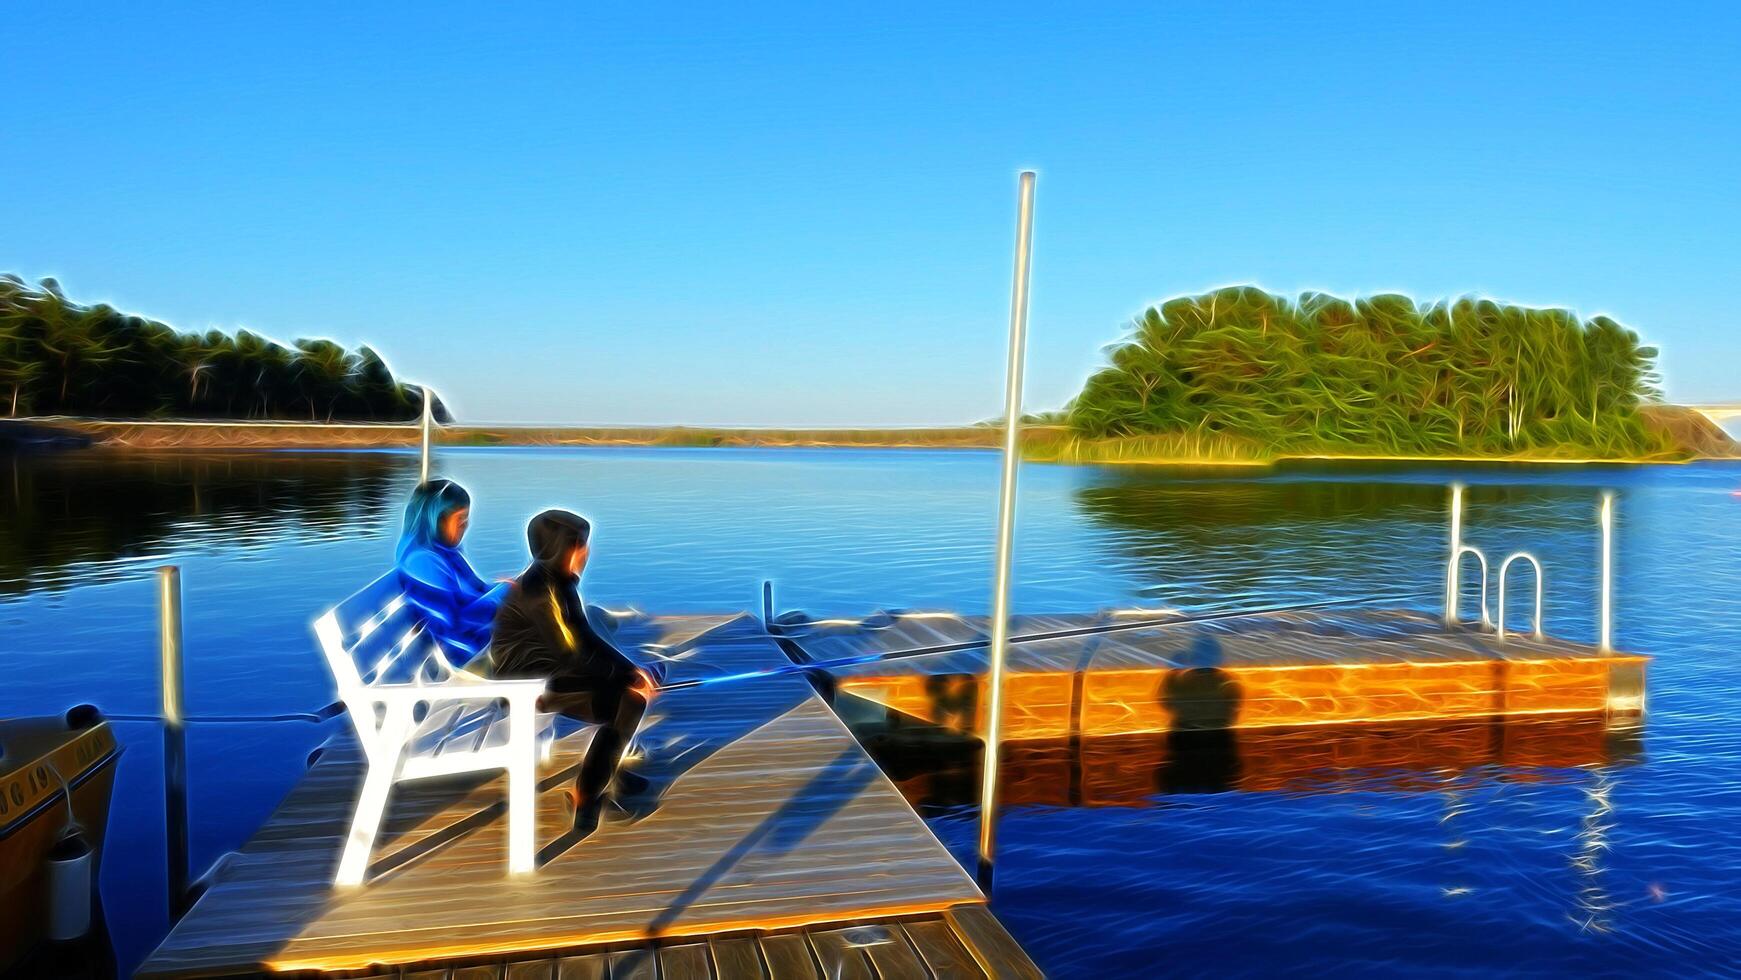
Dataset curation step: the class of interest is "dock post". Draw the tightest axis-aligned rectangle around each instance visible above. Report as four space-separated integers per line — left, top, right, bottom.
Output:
978 170 1036 892
761 580 774 630
419 387 434 483
158 565 192 920
1443 483 1464 624
1600 492 1614 652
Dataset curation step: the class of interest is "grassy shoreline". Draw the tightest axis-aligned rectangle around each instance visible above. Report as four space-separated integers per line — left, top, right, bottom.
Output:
36 418 1015 450
18 415 1734 466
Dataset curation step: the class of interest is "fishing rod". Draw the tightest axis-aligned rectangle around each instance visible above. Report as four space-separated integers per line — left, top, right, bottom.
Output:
654 589 1440 692
112 591 1436 722
106 704 346 725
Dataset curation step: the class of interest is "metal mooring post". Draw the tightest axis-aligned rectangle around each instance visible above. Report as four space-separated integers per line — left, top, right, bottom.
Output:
1600 492 1615 652
978 170 1036 892
419 388 434 484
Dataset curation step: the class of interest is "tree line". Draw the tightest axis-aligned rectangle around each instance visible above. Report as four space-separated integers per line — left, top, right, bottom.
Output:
1066 286 1667 458
0 275 445 421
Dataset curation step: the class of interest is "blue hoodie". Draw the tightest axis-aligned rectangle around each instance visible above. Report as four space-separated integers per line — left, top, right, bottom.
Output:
395 479 508 667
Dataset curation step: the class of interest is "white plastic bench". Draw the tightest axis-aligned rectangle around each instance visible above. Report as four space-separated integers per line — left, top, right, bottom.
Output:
314 571 554 886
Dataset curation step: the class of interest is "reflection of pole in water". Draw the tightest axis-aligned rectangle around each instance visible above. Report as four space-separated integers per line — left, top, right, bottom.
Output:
1438 775 1473 899
1570 767 1616 934
158 566 192 920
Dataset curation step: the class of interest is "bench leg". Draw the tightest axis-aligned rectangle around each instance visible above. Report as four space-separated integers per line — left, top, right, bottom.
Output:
336 703 411 886
507 695 537 874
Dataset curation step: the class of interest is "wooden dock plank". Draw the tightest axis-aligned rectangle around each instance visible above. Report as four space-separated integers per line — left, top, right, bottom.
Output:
902 920 986 979
505 960 556 980
483 913 1035 980
759 933 821 980
943 907 1043 980
608 947 658 980
139 613 988 979
554 954 607 980
709 936 765 978
806 928 875 980
658 941 713 980
851 924 930 980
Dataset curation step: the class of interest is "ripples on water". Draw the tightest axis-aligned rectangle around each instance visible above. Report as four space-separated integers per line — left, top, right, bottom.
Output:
4 447 1741 976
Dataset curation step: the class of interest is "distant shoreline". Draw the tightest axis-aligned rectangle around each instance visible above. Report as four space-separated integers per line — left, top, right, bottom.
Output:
26 418 1014 451
12 416 1735 466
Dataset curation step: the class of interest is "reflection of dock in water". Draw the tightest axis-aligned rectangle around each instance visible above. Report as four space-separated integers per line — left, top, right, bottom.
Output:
852 713 1640 812
783 609 1647 740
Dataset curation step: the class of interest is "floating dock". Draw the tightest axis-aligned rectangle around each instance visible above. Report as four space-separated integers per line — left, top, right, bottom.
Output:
138 614 1040 979
783 608 1647 739
139 603 1647 978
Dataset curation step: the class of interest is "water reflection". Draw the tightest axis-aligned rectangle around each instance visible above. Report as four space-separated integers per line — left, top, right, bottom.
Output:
1073 465 1611 608
1572 767 1617 933
0 451 413 598
4 903 117 978
847 698 1640 814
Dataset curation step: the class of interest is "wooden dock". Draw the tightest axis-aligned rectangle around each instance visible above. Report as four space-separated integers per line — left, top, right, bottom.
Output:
784 608 1647 740
138 614 1041 979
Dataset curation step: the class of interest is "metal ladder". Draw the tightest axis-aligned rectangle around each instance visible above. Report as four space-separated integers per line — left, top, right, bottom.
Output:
1442 483 1614 647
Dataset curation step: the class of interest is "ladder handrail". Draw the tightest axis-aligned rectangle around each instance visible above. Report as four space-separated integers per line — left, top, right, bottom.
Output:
1496 551 1545 641
1451 544 1492 626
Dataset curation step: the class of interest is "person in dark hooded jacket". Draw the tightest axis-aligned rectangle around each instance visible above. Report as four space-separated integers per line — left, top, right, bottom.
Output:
491 509 656 833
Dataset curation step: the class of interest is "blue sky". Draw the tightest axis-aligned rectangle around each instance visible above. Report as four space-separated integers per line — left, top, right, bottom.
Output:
4 1 1738 424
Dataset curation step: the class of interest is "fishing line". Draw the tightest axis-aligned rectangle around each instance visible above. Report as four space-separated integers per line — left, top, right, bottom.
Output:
106 591 1437 721
656 590 1440 692
106 704 345 725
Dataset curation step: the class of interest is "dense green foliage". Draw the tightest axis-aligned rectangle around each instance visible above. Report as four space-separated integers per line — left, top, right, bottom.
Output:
1067 286 1668 458
0 275 443 421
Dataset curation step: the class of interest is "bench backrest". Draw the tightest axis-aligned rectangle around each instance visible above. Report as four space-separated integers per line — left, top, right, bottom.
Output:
314 571 448 699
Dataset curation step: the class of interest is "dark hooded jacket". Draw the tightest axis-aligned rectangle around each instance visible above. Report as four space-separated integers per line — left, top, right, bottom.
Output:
489 510 638 687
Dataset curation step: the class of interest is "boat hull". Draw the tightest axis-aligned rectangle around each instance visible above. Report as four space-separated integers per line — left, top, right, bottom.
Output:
0 717 121 972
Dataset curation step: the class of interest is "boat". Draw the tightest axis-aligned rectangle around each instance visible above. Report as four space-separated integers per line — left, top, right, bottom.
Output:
0 708 121 973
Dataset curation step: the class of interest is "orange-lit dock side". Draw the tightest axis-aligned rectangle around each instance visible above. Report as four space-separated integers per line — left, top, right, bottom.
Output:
787 609 1646 741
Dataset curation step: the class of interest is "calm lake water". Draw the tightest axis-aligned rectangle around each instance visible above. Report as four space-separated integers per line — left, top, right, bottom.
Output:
5 446 1741 977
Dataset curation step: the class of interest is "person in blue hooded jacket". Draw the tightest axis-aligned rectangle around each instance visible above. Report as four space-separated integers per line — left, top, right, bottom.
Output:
395 479 508 668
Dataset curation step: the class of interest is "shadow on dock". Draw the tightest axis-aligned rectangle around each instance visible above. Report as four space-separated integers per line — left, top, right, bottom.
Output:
647 743 877 937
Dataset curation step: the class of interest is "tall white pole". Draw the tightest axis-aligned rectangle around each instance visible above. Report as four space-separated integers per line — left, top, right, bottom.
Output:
419 388 433 484
1600 492 1614 652
978 170 1035 891
1444 483 1464 624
